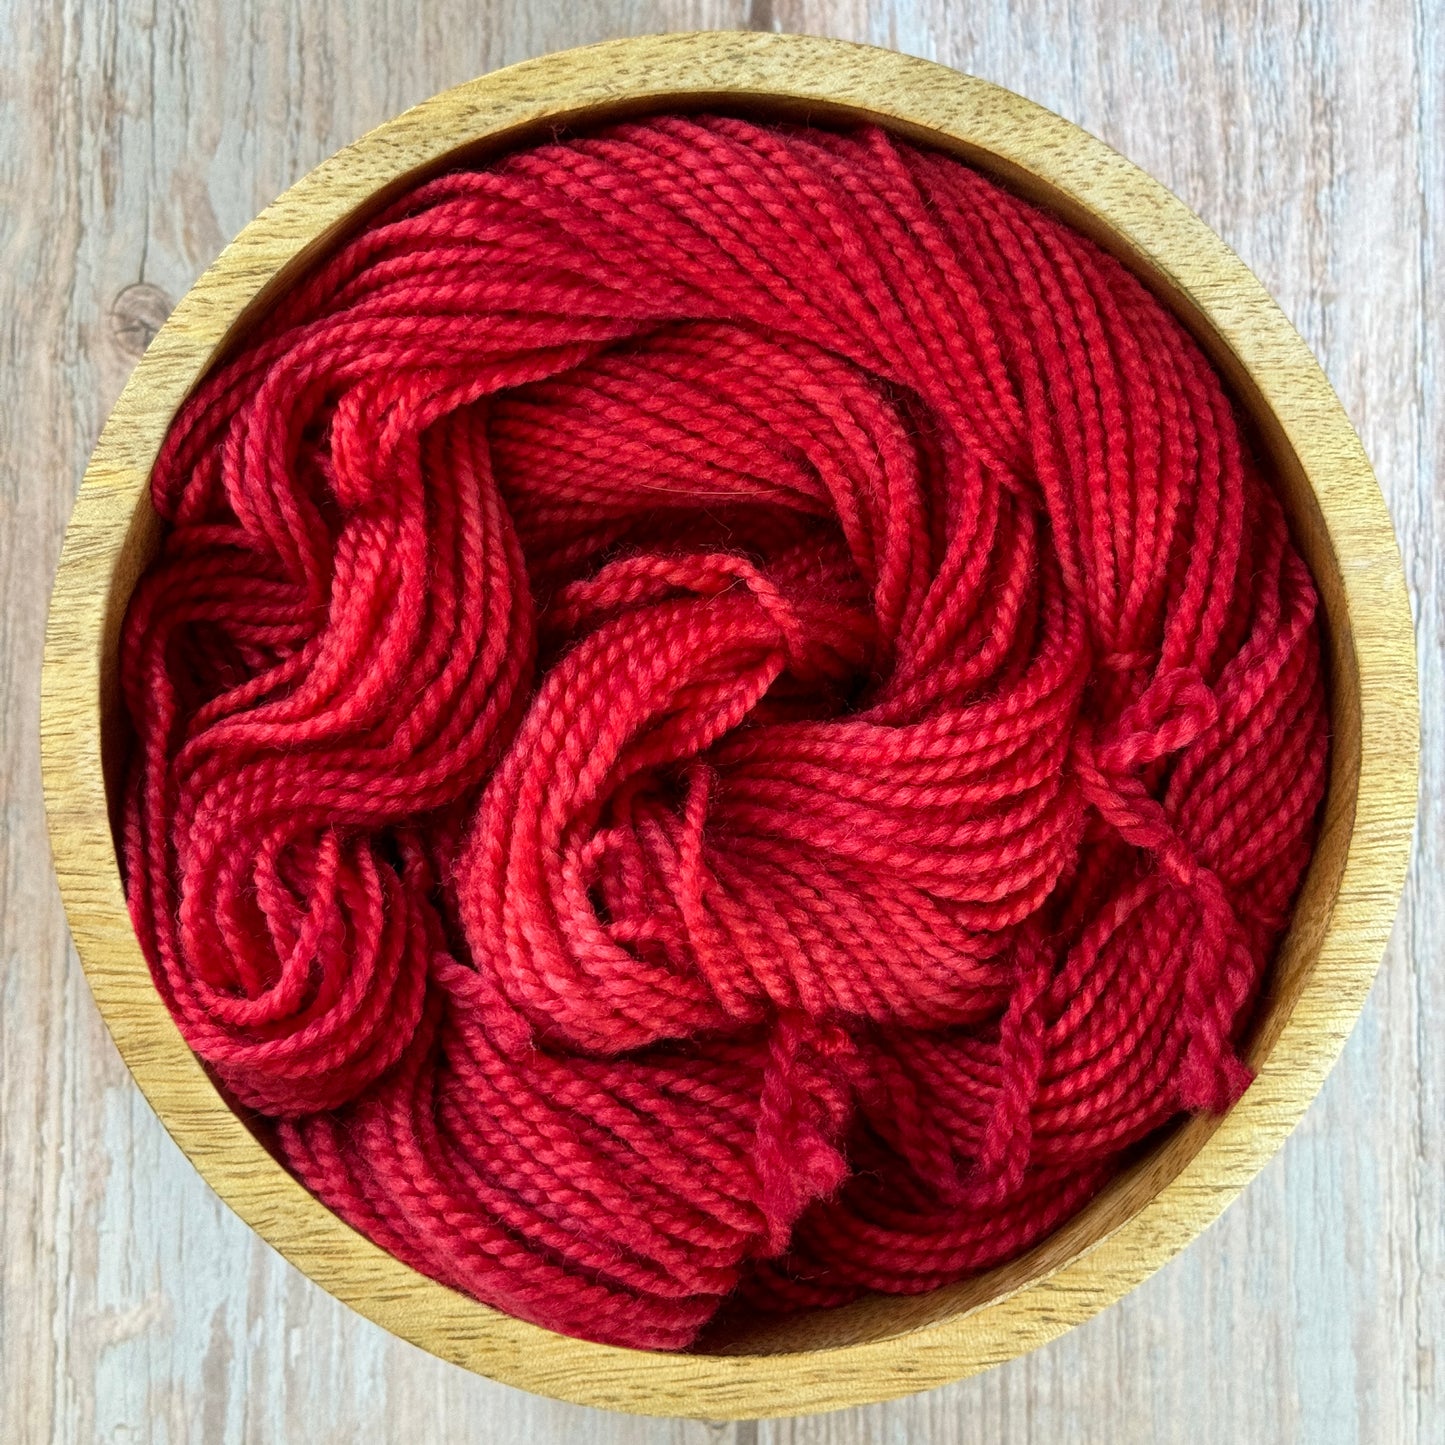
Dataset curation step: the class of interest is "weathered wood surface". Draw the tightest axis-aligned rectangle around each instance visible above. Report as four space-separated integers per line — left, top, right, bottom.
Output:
1 1 1438 1440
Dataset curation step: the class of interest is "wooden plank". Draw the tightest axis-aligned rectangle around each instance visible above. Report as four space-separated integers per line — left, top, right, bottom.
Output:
1 1 1435 1440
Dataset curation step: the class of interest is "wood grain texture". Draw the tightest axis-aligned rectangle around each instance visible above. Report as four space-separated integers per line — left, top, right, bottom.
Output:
2 2 1437 1441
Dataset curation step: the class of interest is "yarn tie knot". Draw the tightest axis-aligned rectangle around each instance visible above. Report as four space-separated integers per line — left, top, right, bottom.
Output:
1071 666 1254 1110
1070 666 1216 875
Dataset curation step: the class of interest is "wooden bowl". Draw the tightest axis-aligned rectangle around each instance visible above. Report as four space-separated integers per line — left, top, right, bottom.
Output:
41 32 1418 1419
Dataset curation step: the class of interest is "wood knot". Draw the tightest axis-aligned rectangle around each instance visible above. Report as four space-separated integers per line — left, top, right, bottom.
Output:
110 283 174 358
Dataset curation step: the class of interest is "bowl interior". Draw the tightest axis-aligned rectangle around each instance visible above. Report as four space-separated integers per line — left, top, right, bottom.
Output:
88 94 1362 1360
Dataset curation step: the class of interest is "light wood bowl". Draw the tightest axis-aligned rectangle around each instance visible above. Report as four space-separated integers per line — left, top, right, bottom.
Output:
41 32 1418 1419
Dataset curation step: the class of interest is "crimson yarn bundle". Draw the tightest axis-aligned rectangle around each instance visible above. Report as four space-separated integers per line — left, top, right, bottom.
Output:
120 115 1328 1349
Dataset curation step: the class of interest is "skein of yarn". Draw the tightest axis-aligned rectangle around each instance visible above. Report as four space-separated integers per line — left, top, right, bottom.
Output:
119 114 1328 1350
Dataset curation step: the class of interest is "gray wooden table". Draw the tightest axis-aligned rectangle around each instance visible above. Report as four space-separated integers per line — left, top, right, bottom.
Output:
1 3 1437 1441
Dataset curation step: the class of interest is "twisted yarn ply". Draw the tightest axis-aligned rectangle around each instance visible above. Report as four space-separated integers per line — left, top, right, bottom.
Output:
120 115 1328 1349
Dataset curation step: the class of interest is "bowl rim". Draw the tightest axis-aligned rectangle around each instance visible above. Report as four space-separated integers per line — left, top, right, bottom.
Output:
40 30 1418 1419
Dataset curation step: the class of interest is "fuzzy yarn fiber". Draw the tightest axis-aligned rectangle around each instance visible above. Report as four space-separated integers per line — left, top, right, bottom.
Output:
121 115 1328 1350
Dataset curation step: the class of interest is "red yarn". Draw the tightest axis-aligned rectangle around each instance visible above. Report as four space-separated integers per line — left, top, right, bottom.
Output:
120 115 1328 1349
